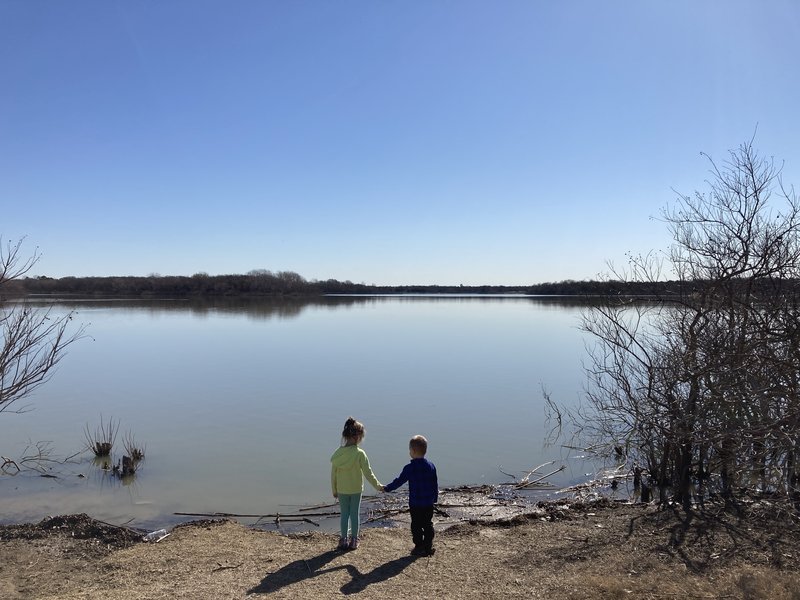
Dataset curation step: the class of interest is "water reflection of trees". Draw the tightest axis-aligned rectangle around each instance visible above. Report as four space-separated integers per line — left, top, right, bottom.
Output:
13 296 381 321
13 294 633 320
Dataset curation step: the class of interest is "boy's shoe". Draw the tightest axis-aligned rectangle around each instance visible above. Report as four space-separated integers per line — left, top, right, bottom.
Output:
337 537 349 550
424 547 436 556
348 536 359 550
410 545 424 556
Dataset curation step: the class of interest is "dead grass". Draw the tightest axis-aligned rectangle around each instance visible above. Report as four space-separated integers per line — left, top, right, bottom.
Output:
1 499 799 599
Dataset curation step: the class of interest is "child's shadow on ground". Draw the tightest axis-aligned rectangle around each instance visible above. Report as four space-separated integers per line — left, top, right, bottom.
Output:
339 555 418 595
247 549 417 595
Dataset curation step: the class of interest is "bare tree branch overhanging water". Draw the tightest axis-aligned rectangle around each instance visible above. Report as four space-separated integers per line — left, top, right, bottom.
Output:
549 140 800 510
1 237 86 414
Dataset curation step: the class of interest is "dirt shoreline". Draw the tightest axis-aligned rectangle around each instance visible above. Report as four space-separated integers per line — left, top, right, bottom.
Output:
2 498 800 599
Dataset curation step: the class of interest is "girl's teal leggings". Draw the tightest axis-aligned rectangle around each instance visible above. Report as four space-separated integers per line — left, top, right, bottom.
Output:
338 493 362 539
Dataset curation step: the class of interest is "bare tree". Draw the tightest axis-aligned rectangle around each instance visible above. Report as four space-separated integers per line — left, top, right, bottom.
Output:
561 140 800 508
0 238 84 414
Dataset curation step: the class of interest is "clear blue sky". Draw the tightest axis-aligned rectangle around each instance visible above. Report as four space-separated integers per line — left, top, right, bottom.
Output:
2 1 799 285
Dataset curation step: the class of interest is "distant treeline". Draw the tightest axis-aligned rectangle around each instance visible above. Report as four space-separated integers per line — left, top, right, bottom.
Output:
6 271 792 298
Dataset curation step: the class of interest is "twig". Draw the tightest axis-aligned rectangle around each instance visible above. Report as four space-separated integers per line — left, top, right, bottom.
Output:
63 450 84 462
498 466 518 480
520 460 556 482
298 502 339 512
1 456 20 474
271 517 320 526
93 517 146 536
212 562 243 573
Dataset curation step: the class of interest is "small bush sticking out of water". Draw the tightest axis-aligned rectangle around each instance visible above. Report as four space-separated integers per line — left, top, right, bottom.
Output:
84 418 146 482
123 431 145 462
84 416 119 457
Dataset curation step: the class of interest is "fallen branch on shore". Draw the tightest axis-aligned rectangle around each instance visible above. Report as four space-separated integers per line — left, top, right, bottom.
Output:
272 516 320 527
496 461 565 490
514 465 566 489
174 511 337 519
176 485 545 531
174 511 324 528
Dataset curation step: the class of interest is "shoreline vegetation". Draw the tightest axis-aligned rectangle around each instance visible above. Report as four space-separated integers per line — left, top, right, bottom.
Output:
7 271 800 298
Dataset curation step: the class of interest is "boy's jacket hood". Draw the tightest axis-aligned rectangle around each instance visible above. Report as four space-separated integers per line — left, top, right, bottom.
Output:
331 445 360 467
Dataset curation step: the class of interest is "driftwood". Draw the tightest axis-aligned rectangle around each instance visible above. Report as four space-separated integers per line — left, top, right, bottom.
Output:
178 484 543 531
521 461 556 481
176 495 387 524
272 516 320 527
175 511 324 527
515 465 566 489
175 511 338 519
497 461 565 490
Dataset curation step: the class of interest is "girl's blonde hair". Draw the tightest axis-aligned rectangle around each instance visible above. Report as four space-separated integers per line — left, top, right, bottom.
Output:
342 417 365 442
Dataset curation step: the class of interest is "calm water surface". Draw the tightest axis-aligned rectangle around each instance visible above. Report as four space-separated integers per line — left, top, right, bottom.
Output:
0 296 589 529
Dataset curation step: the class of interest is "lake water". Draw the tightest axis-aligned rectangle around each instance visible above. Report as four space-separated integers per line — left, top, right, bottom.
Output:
0 296 590 529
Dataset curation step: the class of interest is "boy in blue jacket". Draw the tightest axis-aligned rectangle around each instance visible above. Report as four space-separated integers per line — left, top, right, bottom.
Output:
383 435 439 556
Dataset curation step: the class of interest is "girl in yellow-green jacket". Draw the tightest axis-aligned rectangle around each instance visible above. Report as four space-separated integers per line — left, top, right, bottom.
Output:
331 417 383 550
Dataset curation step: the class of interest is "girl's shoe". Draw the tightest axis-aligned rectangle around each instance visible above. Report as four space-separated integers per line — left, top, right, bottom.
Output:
348 536 359 550
337 537 349 550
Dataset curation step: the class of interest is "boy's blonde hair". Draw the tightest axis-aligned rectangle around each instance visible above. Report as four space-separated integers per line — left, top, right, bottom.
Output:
409 435 428 455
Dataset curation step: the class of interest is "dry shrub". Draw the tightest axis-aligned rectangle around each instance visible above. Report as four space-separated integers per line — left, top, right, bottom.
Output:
122 431 145 462
83 415 119 457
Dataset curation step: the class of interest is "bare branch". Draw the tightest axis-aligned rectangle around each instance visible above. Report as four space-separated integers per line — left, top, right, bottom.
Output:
0 238 86 414
557 140 800 508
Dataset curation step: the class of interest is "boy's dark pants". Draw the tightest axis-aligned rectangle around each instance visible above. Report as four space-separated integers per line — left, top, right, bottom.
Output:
410 506 434 550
